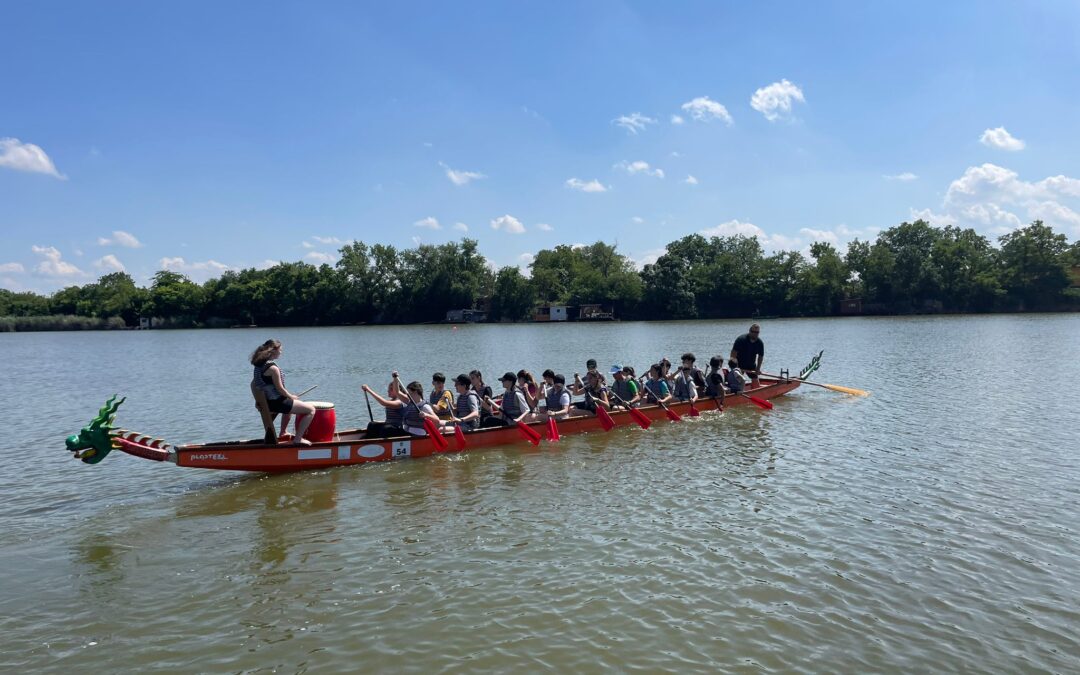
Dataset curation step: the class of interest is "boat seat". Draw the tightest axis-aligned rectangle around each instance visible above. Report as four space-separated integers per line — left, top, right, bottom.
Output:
250 384 278 444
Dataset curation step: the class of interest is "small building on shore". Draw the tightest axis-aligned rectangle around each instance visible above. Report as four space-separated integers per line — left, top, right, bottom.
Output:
533 305 569 322
445 308 488 323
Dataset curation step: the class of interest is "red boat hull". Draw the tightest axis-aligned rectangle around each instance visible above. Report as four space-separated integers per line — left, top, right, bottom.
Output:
115 378 800 472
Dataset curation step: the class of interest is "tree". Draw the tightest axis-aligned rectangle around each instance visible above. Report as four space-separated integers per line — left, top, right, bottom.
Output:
998 221 1071 308
146 270 204 322
490 266 535 321
789 242 848 315
931 227 1002 311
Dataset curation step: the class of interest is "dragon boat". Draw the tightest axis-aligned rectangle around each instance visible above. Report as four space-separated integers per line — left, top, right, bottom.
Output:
64 355 824 474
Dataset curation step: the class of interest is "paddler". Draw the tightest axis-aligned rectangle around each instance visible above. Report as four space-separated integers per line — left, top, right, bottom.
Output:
570 370 611 416
609 365 640 408
643 363 673 405
429 372 455 416
730 323 764 387
671 363 699 403
481 372 532 427
401 381 444 436
361 372 406 438
250 339 316 445
540 374 572 419
449 374 481 431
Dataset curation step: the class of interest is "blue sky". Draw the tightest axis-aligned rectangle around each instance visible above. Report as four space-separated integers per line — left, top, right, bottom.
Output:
3 1 1079 293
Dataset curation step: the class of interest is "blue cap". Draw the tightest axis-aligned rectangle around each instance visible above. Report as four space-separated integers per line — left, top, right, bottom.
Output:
610 364 622 374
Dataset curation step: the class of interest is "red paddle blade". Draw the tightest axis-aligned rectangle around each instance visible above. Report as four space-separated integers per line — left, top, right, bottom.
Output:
547 417 560 442
629 407 652 430
749 395 773 410
423 418 449 451
516 421 541 446
665 407 682 422
688 402 701 417
596 406 616 431
454 424 467 450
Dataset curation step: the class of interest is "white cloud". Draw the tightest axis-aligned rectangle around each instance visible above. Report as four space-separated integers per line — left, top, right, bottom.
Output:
439 162 487 186
0 262 25 274
159 257 231 281
94 254 125 273
670 151 681 157
0 137 65 178
884 172 918 182
517 252 535 268
302 241 315 249
750 79 805 121
670 114 684 125
909 208 959 227
304 251 338 265
97 230 143 248
414 216 442 230
680 96 734 125
32 245 84 277
980 127 1025 151
565 178 608 193
615 160 664 178
257 259 282 270
570 243 586 250
959 203 1022 229
631 247 667 270
312 235 343 245
490 214 526 234
453 222 469 232
612 112 657 135
938 164 1080 235
631 216 644 224
700 219 766 239
536 222 553 231
684 175 699 185
798 228 839 244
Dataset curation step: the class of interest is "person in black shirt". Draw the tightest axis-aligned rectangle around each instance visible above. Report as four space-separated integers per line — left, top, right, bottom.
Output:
730 323 764 386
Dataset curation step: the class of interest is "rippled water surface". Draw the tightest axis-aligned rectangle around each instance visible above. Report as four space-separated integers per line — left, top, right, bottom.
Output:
2 316 1078 672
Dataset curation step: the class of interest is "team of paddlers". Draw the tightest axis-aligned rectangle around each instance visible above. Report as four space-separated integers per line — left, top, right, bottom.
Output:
250 324 766 443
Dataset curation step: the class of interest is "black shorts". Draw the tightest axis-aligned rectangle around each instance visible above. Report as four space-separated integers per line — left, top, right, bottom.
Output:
266 397 294 414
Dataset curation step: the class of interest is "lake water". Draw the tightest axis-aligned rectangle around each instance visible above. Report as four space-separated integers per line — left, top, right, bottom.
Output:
1 315 1078 672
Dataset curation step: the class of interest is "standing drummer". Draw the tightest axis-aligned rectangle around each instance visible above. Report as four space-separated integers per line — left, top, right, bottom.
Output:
730 323 764 387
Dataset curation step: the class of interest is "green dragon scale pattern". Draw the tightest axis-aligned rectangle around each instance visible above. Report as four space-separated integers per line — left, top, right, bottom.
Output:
798 351 823 380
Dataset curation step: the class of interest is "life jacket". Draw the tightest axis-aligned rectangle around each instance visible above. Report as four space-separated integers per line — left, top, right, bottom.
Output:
252 361 283 401
454 391 480 430
500 387 526 418
385 402 404 428
545 387 570 411
672 374 696 400
725 367 745 393
403 400 434 430
612 378 636 402
644 378 668 403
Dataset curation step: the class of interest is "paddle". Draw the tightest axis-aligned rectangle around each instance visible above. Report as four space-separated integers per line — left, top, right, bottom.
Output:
295 385 318 399
584 391 616 431
422 417 449 452
362 388 374 422
486 396 542 446
738 392 773 410
546 416 561 442
763 372 870 397
447 413 468 451
608 391 651 430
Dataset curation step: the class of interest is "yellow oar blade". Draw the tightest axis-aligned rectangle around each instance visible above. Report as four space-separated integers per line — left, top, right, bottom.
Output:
821 382 870 397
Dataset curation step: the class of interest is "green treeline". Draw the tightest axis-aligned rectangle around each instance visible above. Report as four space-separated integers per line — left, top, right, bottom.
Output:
2 220 1078 331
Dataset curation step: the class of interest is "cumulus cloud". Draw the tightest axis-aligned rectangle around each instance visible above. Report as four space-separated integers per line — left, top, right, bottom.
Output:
684 175 699 185
565 178 608 193
0 262 25 274
304 251 338 265
631 216 644 224
680 96 734 125
670 114 684 125
302 241 315 249
697 220 868 254
0 138 65 178
615 160 664 178
453 222 469 232
97 230 143 248
980 127 1025 151
159 257 231 281
94 254 125 273
536 222 553 231
414 216 442 230
884 172 918 181
517 252 535 272
439 162 487 186
612 112 657 135
312 235 344 245
32 245 84 277
911 163 1080 236
750 79 805 121
631 247 667 270
490 214 526 234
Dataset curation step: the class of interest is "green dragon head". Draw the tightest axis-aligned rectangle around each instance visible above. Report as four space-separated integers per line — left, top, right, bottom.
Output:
65 395 125 464
799 350 824 380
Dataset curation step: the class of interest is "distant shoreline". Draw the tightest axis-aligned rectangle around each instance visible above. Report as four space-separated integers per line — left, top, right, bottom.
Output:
4 309 1079 334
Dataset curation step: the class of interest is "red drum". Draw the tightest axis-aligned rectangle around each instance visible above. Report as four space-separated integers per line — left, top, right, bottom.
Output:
302 401 337 443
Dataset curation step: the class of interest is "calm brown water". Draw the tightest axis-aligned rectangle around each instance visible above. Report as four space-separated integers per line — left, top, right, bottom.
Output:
2 315 1078 672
